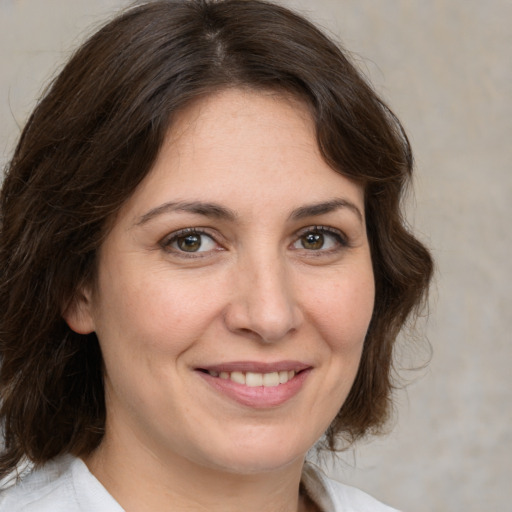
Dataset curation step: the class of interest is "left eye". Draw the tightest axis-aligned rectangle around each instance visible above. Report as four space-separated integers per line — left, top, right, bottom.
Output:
292 228 344 251
165 231 218 253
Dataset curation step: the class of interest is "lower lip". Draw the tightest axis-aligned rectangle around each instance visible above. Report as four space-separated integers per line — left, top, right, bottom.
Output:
197 369 311 408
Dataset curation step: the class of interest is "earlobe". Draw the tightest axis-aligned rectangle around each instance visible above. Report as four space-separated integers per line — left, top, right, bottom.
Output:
62 289 96 335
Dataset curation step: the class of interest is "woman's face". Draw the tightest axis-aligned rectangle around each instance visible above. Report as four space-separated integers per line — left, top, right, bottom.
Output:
68 89 375 475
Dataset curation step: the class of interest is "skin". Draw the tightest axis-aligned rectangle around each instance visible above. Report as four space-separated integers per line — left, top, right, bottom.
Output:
66 88 375 512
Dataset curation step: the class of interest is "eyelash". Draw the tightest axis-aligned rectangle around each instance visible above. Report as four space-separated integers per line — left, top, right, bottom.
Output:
159 225 349 258
160 228 221 257
293 225 349 252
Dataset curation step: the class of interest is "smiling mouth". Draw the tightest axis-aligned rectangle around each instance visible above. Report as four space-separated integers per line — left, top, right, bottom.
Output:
196 363 311 407
199 369 297 387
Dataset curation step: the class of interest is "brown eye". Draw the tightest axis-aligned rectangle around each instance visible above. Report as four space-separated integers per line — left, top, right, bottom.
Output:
292 227 347 252
301 232 324 250
177 234 202 252
164 230 218 254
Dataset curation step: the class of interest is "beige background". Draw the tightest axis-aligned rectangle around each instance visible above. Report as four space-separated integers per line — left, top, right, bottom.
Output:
1 1 511 510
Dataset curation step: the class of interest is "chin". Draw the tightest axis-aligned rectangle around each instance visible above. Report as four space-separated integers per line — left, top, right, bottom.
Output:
196 429 313 475
208 451 305 476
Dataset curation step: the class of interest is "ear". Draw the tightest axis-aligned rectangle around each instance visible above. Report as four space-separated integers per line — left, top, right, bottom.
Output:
62 288 96 335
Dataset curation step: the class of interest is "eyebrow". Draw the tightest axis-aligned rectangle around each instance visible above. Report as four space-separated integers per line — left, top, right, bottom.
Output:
135 201 238 226
289 198 363 223
135 197 363 227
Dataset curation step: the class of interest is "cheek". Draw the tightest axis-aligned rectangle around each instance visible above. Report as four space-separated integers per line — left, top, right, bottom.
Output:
306 270 375 352
94 268 225 358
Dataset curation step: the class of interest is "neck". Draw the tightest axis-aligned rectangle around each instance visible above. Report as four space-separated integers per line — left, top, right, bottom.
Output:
84 434 311 512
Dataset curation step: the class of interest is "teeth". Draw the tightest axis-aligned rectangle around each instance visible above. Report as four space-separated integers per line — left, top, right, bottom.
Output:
262 372 279 387
230 371 246 385
207 369 296 387
246 372 263 387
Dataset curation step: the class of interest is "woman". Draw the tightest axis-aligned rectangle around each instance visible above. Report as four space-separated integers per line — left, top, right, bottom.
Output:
0 1 433 510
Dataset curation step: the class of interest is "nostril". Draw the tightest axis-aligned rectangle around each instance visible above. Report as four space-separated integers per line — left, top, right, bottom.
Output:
233 326 269 342
223 292 302 343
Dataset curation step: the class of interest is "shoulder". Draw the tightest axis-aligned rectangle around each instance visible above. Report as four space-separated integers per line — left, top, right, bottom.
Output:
0 455 79 511
302 462 401 512
321 476 401 512
0 455 123 512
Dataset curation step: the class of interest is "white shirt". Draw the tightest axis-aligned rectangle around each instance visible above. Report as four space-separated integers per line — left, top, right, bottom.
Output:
0 455 399 511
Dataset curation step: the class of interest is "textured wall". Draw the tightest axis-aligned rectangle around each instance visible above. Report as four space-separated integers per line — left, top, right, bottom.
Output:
1 1 511 511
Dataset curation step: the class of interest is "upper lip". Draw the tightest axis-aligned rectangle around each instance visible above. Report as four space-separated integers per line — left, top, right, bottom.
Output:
197 360 311 373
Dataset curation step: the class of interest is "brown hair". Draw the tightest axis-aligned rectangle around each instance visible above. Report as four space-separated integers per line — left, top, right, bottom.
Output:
0 0 432 476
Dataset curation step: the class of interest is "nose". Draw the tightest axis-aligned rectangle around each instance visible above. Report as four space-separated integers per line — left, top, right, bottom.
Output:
224 255 303 343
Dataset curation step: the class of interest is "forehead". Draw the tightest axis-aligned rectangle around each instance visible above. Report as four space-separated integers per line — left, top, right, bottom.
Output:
168 88 317 163
119 88 364 224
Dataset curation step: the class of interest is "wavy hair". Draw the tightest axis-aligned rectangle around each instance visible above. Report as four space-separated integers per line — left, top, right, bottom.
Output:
0 0 433 477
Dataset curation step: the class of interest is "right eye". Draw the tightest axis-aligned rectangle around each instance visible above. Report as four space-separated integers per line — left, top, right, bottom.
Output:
161 228 220 255
291 226 348 253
